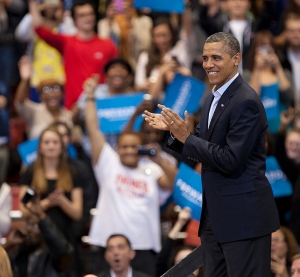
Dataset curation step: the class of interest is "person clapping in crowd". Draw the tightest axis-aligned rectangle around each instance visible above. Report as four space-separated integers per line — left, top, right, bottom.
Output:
84 74 177 276
19 126 83 245
14 56 73 139
3 193 74 277
271 226 299 276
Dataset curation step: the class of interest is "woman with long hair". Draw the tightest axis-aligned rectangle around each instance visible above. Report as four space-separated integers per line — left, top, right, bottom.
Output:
271 226 299 276
135 16 195 92
0 246 13 277
244 30 294 134
19 126 83 240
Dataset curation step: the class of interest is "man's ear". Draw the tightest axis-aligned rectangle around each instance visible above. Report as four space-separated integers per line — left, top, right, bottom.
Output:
233 53 242 67
129 250 136 260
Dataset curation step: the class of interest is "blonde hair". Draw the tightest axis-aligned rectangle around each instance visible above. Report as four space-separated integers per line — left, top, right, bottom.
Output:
31 126 73 193
292 254 300 262
0 246 13 277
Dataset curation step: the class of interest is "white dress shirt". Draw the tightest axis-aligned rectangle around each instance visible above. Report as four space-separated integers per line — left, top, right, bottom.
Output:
208 73 239 128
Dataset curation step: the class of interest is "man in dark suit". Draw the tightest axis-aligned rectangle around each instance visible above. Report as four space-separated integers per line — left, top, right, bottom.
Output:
143 32 280 277
96 234 150 277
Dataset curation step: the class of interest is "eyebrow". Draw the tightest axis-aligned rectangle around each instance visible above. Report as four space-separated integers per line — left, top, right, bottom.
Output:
202 55 223 59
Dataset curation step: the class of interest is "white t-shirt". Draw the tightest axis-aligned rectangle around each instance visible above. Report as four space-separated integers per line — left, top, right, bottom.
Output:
287 50 300 103
89 143 164 252
229 20 247 72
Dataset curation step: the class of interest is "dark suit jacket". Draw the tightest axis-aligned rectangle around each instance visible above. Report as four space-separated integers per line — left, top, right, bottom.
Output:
98 269 150 277
168 75 280 244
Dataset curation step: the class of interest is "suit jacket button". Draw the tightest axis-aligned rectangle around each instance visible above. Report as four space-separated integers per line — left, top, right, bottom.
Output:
203 165 206 169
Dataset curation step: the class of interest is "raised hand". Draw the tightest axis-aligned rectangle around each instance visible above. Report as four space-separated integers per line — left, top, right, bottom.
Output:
83 74 99 98
18 56 32 81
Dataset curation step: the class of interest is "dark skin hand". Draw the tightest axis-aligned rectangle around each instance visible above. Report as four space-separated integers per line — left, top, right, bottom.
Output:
143 104 191 143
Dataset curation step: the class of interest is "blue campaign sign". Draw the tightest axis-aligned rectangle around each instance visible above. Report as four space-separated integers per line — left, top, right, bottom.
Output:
17 138 78 165
17 138 39 166
266 156 293 198
260 83 280 121
162 74 206 118
173 163 202 220
134 0 185 13
96 92 145 134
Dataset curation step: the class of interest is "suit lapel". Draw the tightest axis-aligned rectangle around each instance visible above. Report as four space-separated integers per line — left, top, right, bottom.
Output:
201 93 214 138
205 75 244 140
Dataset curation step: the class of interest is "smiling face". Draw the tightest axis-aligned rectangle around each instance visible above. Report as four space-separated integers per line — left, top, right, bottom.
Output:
74 4 95 32
107 63 132 91
41 84 62 111
152 23 173 53
202 41 241 90
117 134 141 168
105 236 135 275
285 131 300 163
39 130 63 159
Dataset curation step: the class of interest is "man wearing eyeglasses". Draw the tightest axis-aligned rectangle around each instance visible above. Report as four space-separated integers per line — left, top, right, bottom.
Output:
14 56 73 139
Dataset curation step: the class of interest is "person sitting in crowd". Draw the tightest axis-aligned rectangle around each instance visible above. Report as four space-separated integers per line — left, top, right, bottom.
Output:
0 246 13 277
15 0 76 102
275 108 300 242
14 56 73 139
75 57 136 150
98 0 152 69
19 126 83 247
0 182 11 243
29 0 118 110
291 254 300 276
97 234 151 277
135 15 195 92
3 193 74 277
243 30 294 134
271 226 299 276
84 74 177 276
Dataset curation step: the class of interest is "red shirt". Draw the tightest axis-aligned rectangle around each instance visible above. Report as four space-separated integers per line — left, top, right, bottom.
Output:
35 27 118 109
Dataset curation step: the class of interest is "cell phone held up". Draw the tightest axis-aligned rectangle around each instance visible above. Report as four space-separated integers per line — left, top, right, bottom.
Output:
137 146 156 156
21 188 35 204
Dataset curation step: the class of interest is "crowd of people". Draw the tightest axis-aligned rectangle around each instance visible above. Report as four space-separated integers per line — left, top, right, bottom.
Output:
1 0 300 276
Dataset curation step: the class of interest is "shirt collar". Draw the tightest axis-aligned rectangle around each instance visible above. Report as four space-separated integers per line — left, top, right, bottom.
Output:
110 267 132 277
212 73 239 97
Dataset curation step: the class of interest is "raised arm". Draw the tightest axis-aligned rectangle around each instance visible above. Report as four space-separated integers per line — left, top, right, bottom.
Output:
14 56 31 104
84 74 106 165
29 0 65 52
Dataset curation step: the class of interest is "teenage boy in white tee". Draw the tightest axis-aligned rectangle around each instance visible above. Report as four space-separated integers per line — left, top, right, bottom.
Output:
84 74 177 277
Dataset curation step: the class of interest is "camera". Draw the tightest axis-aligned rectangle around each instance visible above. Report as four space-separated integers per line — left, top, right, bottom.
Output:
21 188 35 204
137 146 156 156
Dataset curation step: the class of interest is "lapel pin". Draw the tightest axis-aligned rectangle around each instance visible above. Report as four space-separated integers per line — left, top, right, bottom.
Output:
221 104 224 107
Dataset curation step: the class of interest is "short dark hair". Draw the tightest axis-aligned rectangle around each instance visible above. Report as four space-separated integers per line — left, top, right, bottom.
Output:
106 234 132 249
117 132 142 145
104 57 134 75
71 0 96 20
205 32 240 56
